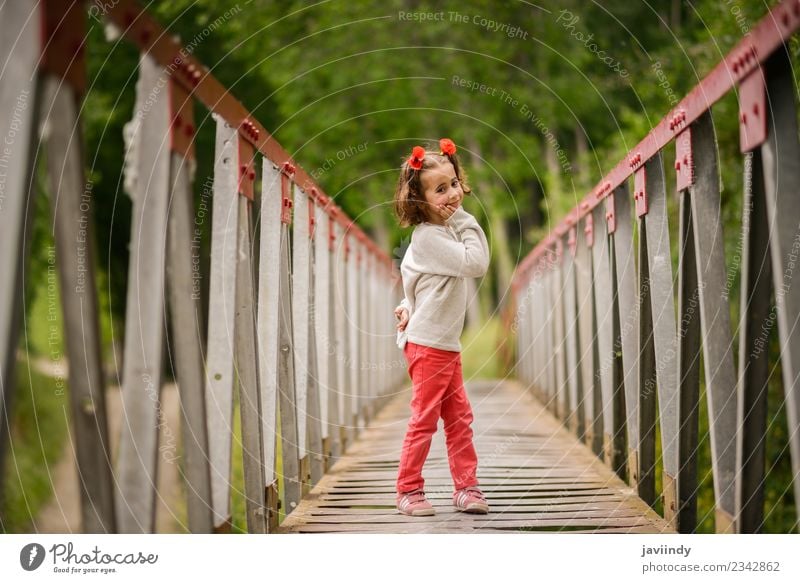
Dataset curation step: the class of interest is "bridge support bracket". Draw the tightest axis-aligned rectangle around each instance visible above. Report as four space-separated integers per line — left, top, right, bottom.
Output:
738 67 767 153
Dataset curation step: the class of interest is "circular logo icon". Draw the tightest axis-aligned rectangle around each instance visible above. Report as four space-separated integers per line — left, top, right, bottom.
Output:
20 543 46 571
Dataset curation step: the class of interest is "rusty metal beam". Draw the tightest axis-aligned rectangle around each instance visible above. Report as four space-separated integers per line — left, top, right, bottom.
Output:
102 0 394 270
515 0 800 282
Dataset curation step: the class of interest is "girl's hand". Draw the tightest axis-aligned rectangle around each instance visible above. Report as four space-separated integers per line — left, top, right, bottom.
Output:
435 194 462 222
394 307 409 331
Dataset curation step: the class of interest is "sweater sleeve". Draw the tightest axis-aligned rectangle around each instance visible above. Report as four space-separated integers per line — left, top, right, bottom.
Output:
411 206 490 278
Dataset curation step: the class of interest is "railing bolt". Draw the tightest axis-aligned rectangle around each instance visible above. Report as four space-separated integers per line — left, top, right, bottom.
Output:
82 397 96 415
675 160 681 170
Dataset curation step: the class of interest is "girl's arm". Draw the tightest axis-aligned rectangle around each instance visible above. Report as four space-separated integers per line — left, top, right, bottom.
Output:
409 207 490 278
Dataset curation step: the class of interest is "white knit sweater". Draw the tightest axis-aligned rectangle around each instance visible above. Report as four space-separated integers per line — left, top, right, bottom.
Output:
396 206 490 352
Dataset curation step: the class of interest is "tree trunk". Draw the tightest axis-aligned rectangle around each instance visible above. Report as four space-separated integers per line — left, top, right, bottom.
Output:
574 122 590 191
544 135 564 225
671 0 681 29
465 276 482 329
466 136 513 318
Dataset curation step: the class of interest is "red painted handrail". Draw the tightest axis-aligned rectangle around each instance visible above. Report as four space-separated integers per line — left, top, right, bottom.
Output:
515 0 800 283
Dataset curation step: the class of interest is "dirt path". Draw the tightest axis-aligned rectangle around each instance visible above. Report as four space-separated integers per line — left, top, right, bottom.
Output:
28 357 185 533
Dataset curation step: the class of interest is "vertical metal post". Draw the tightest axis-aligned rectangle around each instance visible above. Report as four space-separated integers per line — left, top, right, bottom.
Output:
636 215 657 507
0 0 42 509
734 150 771 533
313 201 331 464
256 160 282 532
760 47 800 528
116 54 172 533
688 111 738 533
576 218 600 453
291 184 312 491
563 234 582 436
276 165 301 515
676 187 701 533
164 80 213 534
41 75 116 533
640 152 680 516
611 184 641 491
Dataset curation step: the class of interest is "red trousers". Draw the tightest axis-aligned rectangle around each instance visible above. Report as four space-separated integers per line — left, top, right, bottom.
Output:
396 341 479 494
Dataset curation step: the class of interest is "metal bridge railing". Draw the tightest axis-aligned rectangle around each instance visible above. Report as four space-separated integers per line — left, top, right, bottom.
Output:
0 0 404 533
507 0 800 534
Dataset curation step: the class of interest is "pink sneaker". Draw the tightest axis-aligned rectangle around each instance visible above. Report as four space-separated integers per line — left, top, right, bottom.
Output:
397 489 435 516
453 486 489 514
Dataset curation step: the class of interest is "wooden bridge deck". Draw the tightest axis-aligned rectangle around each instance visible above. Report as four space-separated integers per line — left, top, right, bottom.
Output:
279 379 675 533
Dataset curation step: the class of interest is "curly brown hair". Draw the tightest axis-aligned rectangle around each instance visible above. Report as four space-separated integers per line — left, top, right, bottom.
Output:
393 142 472 228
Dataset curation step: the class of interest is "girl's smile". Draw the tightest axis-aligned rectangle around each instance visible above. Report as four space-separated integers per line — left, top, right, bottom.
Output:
420 163 464 225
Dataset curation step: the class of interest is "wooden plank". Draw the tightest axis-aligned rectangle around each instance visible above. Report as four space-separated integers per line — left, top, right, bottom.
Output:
116 54 171 533
0 0 41 510
286 516 663 533
278 378 675 533
293 509 649 524
41 76 116 533
311 494 626 506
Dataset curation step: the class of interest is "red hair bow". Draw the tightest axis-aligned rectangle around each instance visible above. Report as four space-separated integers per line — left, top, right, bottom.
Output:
439 138 456 156
408 145 425 170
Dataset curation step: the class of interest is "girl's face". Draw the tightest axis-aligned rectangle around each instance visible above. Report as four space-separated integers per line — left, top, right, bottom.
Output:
420 162 463 225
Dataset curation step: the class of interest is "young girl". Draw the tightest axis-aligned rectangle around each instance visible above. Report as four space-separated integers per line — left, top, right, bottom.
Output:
392 138 490 517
